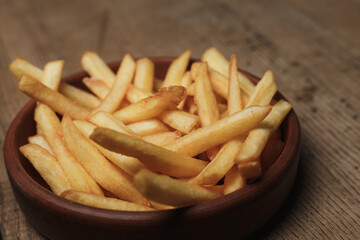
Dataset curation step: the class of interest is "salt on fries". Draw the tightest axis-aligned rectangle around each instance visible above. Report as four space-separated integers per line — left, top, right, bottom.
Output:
11 47 291 210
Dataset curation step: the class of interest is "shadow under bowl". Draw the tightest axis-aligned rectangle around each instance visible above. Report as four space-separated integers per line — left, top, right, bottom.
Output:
4 57 301 240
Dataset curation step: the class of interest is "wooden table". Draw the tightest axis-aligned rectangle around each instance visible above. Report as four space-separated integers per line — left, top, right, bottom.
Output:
1 0 359 239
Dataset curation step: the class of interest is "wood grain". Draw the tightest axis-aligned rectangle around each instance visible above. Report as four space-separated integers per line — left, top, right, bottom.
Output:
0 0 359 239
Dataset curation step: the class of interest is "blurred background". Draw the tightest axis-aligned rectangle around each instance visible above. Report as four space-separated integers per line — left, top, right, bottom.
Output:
0 0 359 239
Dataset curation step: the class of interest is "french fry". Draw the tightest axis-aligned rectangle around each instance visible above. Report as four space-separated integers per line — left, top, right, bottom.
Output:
134 58 154 92
142 131 181 147
9 57 43 80
73 120 145 176
227 55 242 112
113 86 186 124
90 54 136 115
186 83 195 96
134 169 221 207
177 71 193 109
28 134 54 155
58 83 100 109
81 51 115 87
89 111 137 136
153 78 163 92
235 100 291 164
158 110 199 134
202 47 255 96
126 119 169 136
126 84 154 103
82 77 110 100
61 190 153 211
162 49 191 87
166 105 271 157
62 115 149 206
149 201 175 210
245 70 277 108
223 166 247 194
90 127 208 178
19 144 72 195
18 75 91 120
237 161 261 179
35 104 102 196
208 68 229 99
42 60 64 91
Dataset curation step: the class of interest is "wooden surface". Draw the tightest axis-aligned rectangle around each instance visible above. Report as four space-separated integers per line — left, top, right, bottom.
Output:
0 0 359 239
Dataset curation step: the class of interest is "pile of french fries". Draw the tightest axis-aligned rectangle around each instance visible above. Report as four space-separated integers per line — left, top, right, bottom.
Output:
10 47 292 211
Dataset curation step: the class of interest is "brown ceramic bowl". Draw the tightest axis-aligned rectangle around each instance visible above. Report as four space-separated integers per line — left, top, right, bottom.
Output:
4 58 300 240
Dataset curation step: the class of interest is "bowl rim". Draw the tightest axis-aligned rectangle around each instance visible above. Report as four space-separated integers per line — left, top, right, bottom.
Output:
4 57 301 226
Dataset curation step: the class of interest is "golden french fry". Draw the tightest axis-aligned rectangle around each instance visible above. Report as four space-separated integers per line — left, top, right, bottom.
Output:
178 71 193 109
42 60 64 91
35 104 102 195
61 190 153 211
62 115 149 206
166 106 271 157
142 131 181 147
81 51 115 87
90 54 136 115
19 144 72 195
89 111 137 136
190 61 202 79
153 78 163 92
59 83 100 109
28 134 54 155
223 166 247 194
162 49 191 87
90 127 208 178
149 201 174 210
134 58 154 92
9 57 43 80
82 77 110 100
18 75 91 120
202 47 255 96
228 55 242 113
245 70 277 108
208 68 228 99
127 119 169 136
158 110 199 134
113 86 186 124
194 62 219 127
126 84 154 103
134 169 221 207
73 120 145 176
186 83 195 96
235 100 292 164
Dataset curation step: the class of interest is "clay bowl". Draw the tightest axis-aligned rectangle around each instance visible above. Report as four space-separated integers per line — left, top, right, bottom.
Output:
4 57 300 240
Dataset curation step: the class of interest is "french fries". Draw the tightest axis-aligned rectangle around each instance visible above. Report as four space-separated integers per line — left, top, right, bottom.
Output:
15 48 291 211
90 127 208 178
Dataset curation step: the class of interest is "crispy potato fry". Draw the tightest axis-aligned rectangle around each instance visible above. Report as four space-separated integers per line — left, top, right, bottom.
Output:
142 131 181 147
190 62 202 79
81 51 115 87
245 70 277 108
235 100 292 164
153 78 163 92
177 71 193 109
126 84 154 103
61 190 153 211
194 62 219 127
90 127 208 178
149 201 175 210
126 119 169 136
28 134 54 155
62 115 149 206
134 169 221 207
35 104 102 195
59 83 100 109
90 54 136 115
158 110 199 134
223 166 247 194
228 55 242 113
89 111 137 136
18 75 91 119
113 86 186 124
9 57 43 80
162 49 191 87
186 83 195 96
208 68 229 99
134 58 154 92
166 106 271 157
42 60 64 91
202 47 255 96
73 120 145 176
82 77 110 100
19 144 72 195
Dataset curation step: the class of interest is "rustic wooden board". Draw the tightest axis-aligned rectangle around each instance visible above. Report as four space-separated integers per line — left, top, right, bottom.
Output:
0 0 359 239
